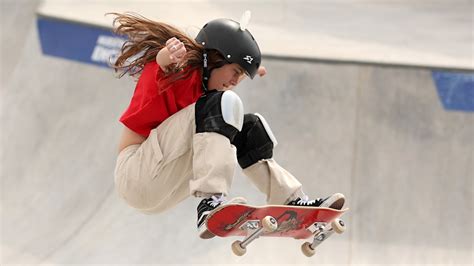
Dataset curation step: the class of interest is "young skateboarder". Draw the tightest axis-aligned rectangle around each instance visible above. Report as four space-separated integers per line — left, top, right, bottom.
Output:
111 12 345 237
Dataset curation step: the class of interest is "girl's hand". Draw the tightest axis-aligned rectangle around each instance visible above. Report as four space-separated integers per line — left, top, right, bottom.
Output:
257 66 267 77
156 37 187 71
165 37 186 64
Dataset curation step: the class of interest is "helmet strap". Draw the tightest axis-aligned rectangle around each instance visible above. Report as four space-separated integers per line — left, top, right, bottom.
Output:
202 51 210 93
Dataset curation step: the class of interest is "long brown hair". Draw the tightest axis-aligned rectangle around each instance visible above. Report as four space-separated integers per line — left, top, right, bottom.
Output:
109 12 226 91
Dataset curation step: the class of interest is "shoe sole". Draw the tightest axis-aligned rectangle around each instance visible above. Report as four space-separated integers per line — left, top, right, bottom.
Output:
319 193 345 210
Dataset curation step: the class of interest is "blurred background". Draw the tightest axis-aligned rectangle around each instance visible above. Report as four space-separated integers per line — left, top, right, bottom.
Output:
1 0 472 265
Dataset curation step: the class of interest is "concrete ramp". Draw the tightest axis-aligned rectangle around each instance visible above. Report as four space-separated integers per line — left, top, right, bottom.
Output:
1 1 472 265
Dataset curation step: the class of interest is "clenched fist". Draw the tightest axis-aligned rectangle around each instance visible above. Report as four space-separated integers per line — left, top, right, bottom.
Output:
165 37 186 64
156 37 187 70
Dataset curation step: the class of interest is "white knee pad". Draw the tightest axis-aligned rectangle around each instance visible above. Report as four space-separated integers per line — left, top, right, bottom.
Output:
254 113 278 147
221 90 244 131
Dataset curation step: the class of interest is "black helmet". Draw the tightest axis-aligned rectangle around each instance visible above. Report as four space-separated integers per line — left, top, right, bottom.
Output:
195 18 261 79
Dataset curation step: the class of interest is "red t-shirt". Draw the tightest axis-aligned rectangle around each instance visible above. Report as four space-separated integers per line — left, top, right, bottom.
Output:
119 61 203 137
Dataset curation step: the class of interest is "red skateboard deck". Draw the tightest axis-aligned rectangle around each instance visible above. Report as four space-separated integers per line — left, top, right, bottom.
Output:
206 204 347 239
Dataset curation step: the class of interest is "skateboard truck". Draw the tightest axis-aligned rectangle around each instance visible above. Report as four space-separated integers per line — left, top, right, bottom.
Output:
231 216 278 256
232 217 346 257
301 218 346 257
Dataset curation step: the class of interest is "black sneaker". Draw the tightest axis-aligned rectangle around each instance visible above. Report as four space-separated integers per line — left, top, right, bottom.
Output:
197 195 247 239
287 193 345 210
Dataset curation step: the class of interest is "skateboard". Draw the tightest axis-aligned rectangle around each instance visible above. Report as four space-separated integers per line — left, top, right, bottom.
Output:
205 204 348 257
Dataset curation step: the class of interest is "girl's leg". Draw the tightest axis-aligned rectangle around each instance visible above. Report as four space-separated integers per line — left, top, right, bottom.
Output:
191 90 249 236
233 113 345 208
232 113 304 204
115 90 244 215
190 90 245 198
242 158 305 204
114 103 197 214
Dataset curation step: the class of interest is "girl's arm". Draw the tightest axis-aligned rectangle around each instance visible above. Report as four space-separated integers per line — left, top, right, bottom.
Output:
156 37 187 72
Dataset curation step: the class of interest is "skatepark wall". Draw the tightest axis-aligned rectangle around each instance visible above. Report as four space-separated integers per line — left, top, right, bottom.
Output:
1 0 472 265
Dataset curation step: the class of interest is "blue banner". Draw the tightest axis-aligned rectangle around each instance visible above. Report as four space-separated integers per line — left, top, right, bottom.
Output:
37 16 126 68
432 71 474 112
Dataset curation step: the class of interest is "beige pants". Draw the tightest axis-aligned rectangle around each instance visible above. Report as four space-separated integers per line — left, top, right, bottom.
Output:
114 103 303 214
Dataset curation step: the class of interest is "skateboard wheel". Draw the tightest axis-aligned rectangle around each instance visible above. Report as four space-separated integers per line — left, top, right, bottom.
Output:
261 216 278 232
231 240 246 256
331 219 346 234
301 242 316 257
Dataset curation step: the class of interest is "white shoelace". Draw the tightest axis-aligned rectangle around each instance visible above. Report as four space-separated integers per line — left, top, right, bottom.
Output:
209 195 226 207
297 195 318 205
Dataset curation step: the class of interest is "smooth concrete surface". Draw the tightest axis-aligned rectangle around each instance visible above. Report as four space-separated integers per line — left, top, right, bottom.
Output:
36 0 474 70
1 0 473 265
